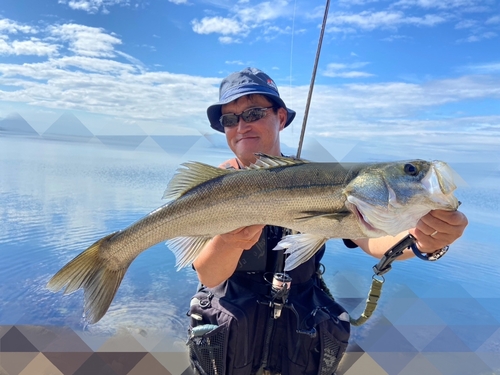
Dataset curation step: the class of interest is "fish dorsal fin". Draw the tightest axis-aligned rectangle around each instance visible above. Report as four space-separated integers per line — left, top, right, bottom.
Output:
163 162 232 200
163 155 306 200
247 153 309 170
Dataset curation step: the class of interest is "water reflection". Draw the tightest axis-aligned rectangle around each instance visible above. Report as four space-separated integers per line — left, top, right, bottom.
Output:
1 135 499 365
0 136 226 337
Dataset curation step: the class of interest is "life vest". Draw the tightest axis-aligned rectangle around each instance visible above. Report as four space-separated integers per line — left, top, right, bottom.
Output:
186 158 350 375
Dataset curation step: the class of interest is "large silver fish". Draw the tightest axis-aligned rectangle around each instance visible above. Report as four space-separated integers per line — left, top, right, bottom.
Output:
47 154 459 323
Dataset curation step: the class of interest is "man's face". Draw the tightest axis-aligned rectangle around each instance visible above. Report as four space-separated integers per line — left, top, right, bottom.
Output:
222 94 287 166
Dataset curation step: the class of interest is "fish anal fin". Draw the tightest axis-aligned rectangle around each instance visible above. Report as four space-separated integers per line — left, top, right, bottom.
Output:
46 232 129 324
163 162 232 201
167 236 213 270
273 233 327 272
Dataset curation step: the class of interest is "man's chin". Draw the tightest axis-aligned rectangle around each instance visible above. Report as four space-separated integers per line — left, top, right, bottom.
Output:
235 141 261 154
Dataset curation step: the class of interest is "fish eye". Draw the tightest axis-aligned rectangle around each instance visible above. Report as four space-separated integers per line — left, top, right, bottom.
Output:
404 163 418 176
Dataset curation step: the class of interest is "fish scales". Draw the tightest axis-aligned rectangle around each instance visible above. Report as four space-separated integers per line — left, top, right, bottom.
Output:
115 162 351 246
162 162 355 236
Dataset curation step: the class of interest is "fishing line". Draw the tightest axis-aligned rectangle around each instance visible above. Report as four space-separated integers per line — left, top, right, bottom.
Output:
289 0 297 134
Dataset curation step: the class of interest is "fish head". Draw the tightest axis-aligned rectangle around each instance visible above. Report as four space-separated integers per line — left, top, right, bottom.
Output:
343 160 459 237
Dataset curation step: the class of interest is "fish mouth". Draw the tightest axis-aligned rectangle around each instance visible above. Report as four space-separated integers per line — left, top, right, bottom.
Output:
422 162 459 210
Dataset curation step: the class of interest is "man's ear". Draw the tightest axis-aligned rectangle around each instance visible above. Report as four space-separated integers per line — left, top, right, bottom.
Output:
278 107 287 130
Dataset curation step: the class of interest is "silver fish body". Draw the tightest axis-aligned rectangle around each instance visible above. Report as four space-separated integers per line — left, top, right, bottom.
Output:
47 155 459 323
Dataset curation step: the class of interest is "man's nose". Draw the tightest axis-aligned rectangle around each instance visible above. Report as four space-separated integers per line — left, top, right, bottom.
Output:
236 117 252 132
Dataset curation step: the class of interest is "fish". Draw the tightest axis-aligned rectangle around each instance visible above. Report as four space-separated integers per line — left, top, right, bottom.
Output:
47 154 459 323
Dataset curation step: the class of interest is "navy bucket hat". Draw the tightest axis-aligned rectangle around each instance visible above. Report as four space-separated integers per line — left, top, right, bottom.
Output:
207 67 296 133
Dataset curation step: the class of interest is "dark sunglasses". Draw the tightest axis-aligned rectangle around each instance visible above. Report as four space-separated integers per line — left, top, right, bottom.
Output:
219 106 274 128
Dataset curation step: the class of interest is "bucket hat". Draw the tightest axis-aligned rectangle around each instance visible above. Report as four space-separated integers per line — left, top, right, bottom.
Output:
207 67 296 133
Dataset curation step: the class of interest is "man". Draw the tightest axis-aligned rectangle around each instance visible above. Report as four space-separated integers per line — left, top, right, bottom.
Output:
187 67 468 375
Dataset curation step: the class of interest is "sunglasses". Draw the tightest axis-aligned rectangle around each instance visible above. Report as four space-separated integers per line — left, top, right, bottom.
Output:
219 106 274 128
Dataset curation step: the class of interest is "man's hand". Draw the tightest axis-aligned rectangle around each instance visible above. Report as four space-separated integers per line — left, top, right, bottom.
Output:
354 209 468 259
410 210 468 253
219 225 265 250
193 225 265 287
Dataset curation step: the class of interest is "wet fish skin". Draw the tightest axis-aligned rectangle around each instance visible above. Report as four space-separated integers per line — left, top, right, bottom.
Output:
47 155 459 323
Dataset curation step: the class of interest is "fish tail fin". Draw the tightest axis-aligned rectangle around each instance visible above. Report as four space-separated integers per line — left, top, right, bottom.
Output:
47 232 129 324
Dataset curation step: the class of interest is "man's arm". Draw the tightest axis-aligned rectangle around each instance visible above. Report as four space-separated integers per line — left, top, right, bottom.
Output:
194 210 468 285
353 210 468 259
193 225 265 287
192 159 264 287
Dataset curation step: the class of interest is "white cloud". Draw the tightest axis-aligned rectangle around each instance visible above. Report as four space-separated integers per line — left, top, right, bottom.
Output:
462 62 500 74
486 15 500 24
225 60 245 65
115 51 146 71
405 14 447 26
0 18 38 34
48 24 122 57
381 34 411 41
330 71 373 78
1 18 499 158
169 0 188 4
277 77 500 160
392 0 481 10
458 31 497 43
323 62 374 78
455 19 478 29
2 30 498 132
53 56 139 74
234 0 289 24
338 0 381 5
0 59 221 128
219 36 242 44
0 20 221 129
326 26 358 34
191 16 248 35
190 0 494 45
0 38 59 57
312 75 500 118
190 0 291 43
58 0 130 13
263 25 292 35
327 11 447 32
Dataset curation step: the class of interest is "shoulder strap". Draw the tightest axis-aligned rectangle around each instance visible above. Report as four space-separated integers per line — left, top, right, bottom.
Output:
219 158 241 170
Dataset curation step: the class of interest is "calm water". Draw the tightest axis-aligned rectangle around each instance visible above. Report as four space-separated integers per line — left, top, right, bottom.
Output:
1 135 499 358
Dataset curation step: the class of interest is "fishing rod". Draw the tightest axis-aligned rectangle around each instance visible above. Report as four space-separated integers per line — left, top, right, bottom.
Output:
296 0 330 159
270 0 332 321
290 0 429 327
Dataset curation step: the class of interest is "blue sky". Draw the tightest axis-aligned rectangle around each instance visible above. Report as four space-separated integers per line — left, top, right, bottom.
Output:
0 0 499 164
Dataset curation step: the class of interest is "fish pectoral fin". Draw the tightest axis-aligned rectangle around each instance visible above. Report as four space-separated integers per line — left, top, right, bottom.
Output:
273 234 327 272
166 236 213 270
295 211 350 222
163 162 232 200
46 231 130 324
